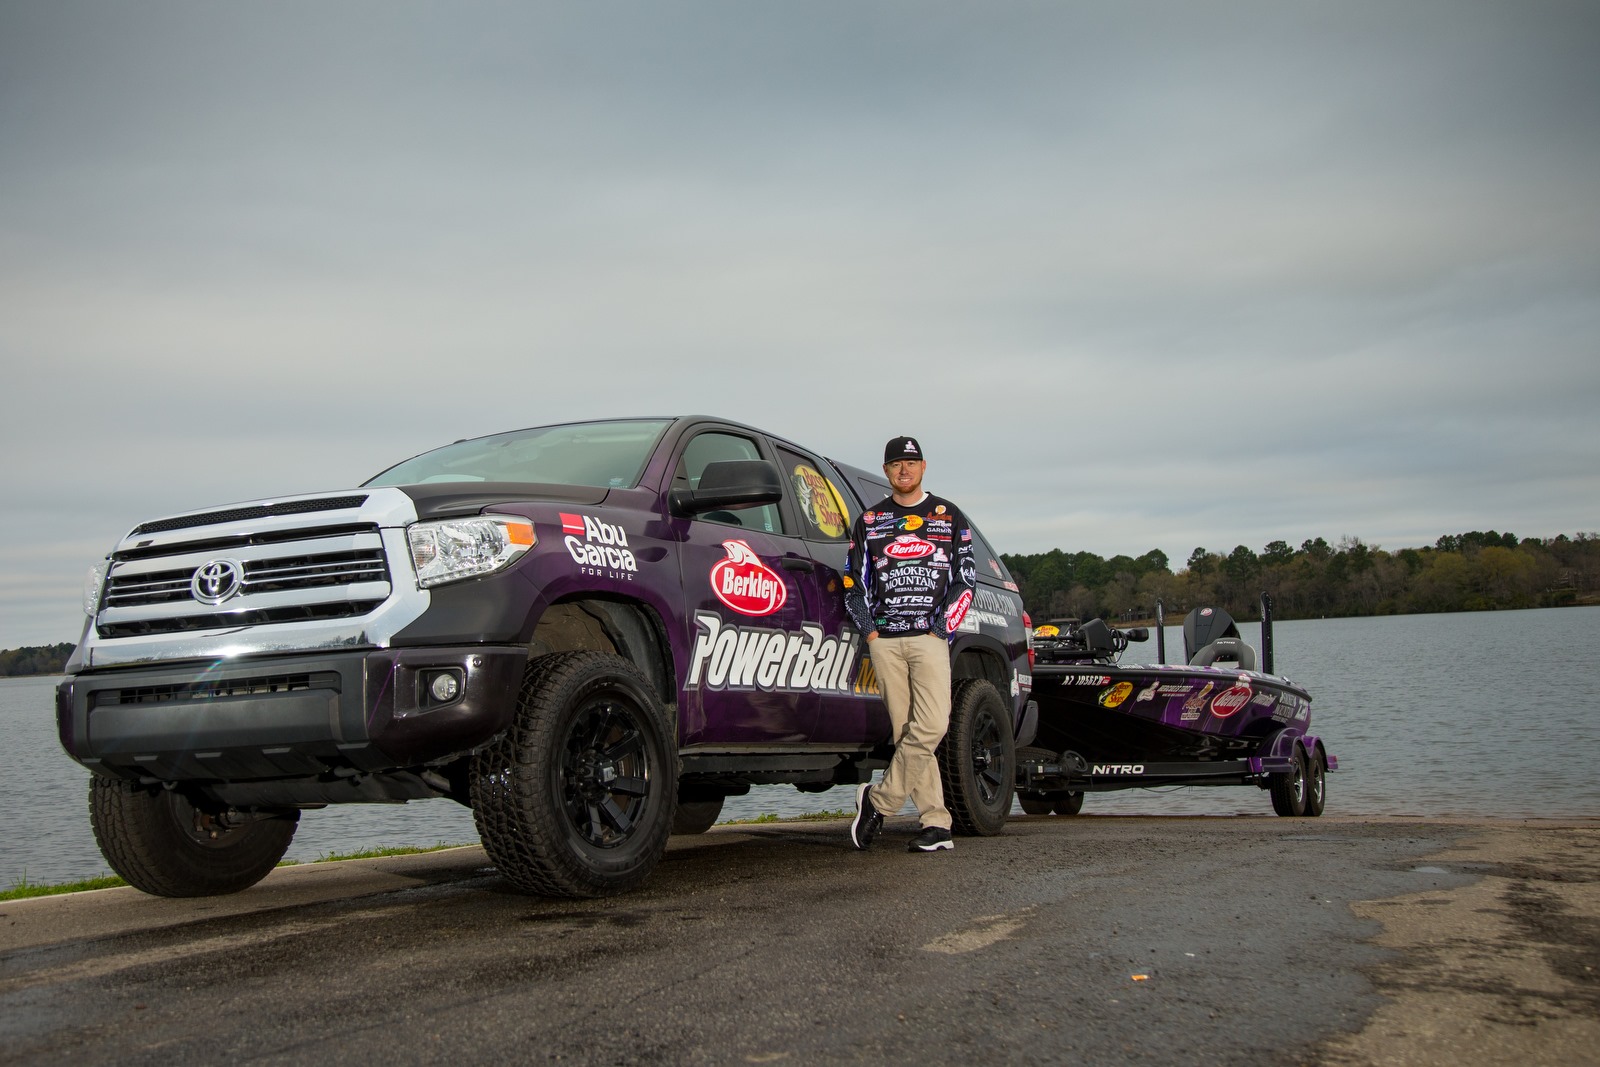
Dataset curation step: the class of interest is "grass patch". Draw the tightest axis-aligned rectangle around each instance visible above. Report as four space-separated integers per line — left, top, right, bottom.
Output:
311 842 468 863
719 808 851 826
1 873 128 901
0 842 471 901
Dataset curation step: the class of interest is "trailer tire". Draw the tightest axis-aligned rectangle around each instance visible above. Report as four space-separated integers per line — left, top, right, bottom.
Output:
1018 793 1054 816
1303 749 1326 817
938 679 1015 836
89 778 298 897
1269 749 1308 817
671 797 724 835
1053 791 1085 816
471 651 677 897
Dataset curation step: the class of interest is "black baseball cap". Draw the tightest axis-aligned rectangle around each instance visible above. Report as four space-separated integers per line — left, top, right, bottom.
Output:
883 436 924 463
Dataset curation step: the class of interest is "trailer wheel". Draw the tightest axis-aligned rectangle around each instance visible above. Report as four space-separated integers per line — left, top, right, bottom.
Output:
1302 750 1326 817
938 679 1015 836
89 778 298 897
471 651 677 897
1018 793 1054 816
671 797 724 835
1053 791 1085 816
1269 749 1308 817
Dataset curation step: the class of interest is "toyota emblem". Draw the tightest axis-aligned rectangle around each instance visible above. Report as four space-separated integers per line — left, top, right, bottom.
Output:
191 558 245 604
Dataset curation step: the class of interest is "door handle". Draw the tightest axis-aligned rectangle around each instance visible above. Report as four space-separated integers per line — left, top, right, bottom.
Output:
780 557 815 573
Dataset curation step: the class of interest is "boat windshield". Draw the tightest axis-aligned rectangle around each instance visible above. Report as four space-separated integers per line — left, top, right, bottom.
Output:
364 419 672 490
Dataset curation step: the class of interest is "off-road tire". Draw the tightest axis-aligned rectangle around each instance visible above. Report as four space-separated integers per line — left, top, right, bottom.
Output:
471 651 677 897
1302 749 1326 817
89 777 298 897
671 797 724 835
1269 749 1308 817
1053 791 1085 816
937 679 1015 836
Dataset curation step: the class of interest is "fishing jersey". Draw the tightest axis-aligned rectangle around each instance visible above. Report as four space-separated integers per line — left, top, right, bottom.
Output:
842 492 976 640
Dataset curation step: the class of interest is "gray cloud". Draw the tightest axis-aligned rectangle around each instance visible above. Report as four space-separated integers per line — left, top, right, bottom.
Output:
2 0 1597 646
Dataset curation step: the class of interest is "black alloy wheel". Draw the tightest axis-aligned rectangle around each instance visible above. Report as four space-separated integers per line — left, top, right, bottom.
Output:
472 651 677 897
938 679 1016 836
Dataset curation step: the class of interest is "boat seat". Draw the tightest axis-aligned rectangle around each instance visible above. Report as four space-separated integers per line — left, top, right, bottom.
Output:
1188 637 1257 671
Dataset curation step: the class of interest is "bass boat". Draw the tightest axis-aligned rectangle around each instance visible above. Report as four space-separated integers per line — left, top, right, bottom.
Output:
1018 594 1335 816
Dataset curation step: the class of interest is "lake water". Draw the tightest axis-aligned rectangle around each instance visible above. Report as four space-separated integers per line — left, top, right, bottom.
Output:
4 606 1597 886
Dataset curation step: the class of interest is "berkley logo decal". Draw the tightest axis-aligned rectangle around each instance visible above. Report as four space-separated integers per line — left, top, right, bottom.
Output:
884 535 935 560
1210 680 1254 718
711 540 787 617
945 588 972 630
561 513 637 576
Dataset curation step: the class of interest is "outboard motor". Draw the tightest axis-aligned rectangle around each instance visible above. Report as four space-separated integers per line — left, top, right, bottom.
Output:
1183 607 1258 670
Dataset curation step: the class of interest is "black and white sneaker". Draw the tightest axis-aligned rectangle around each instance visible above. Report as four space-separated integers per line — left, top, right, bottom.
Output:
908 826 954 852
850 784 884 850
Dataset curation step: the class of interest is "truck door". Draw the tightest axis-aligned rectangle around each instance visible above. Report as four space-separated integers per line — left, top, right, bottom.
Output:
671 429 826 747
770 444 885 747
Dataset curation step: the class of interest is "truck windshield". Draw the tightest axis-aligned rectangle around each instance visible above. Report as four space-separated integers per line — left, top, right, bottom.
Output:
364 419 672 489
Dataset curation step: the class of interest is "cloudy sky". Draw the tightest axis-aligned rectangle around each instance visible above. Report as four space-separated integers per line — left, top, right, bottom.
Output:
2 0 1596 648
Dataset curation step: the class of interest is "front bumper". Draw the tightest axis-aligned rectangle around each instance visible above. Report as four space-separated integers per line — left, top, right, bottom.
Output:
57 645 527 784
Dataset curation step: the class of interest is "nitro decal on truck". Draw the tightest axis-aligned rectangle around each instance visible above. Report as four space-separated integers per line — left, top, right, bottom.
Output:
560 513 637 580
710 540 787 617
686 611 870 694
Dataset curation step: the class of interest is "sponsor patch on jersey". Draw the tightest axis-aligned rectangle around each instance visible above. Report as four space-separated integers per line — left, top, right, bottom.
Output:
884 535 935 560
945 588 973 631
898 514 924 532
710 540 788 617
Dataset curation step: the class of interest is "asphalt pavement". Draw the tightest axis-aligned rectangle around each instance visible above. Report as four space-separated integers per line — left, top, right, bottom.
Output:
2 815 1595 1066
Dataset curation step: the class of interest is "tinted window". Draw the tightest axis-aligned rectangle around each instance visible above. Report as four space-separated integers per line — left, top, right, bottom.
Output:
366 419 670 489
673 431 784 535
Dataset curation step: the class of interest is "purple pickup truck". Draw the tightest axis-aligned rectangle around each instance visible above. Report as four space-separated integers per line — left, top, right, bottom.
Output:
58 417 1036 898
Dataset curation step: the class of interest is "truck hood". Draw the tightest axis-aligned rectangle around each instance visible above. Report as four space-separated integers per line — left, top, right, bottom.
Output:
393 481 611 521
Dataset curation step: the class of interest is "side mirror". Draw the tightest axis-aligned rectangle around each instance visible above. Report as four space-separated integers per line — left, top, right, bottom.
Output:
670 460 784 515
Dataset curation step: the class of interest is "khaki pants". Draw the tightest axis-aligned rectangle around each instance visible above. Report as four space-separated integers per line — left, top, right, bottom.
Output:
867 632 952 831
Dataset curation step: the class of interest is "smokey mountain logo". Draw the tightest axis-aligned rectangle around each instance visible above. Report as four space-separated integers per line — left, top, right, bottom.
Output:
883 535 935 560
711 540 788 617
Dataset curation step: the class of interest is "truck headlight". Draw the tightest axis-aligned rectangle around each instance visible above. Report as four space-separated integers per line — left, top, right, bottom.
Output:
83 560 108 616
407 516 535 589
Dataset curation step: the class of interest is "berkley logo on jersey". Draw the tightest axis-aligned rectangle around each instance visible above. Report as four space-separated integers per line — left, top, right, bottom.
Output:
686 611 864 694
711 540 788 617
883 535 935 560
560 513 637 573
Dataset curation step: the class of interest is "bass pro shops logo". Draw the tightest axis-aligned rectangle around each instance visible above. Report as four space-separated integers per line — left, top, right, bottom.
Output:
561 513 637 579
711 540 787 617
883 535 935 560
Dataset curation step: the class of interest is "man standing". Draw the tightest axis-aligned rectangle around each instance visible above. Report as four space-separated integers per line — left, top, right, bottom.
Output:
843 436 976 853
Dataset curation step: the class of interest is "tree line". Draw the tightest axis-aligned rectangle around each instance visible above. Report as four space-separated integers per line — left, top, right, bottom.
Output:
0 643 74 677
1001 530 1600 624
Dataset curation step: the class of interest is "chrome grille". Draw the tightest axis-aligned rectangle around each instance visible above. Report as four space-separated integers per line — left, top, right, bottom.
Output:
97 526 392 638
